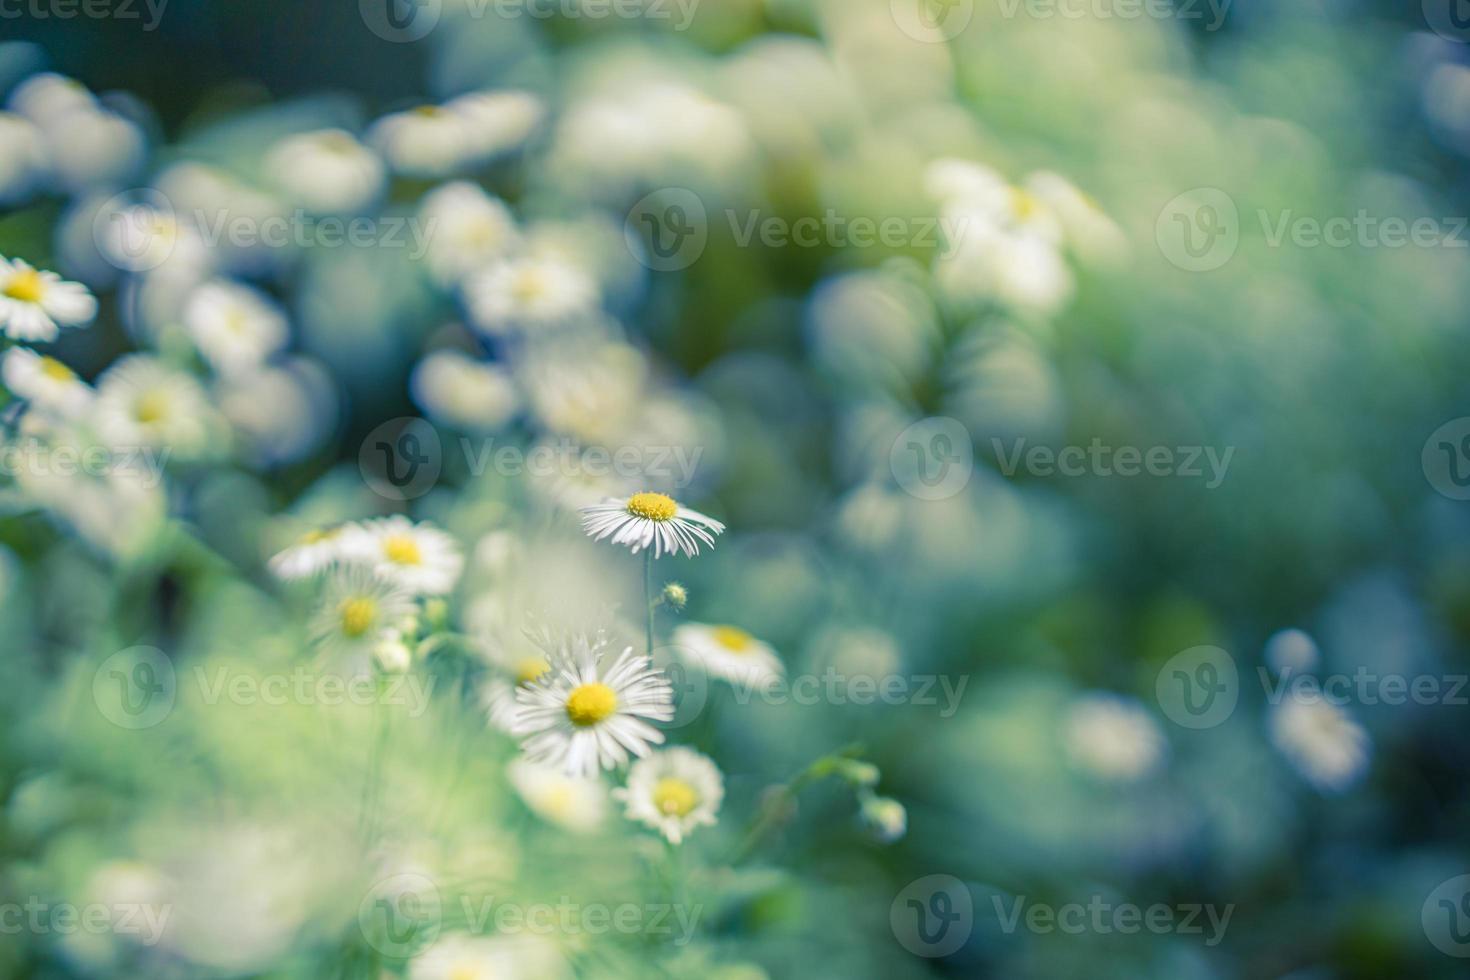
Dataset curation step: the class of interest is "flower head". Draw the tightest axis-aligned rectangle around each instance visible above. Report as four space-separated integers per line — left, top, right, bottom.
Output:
580 492 725 559
672 622 783 688
341 516 464 596
615 746 723 845
1 347 92 419
311 568 415 656
268 526 347 581
0 258 97 342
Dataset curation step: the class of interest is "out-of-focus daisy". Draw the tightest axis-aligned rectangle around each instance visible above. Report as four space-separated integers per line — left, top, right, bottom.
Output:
580 492 725 559
417 182 519 285
615 746 723 845
1268 696 1371 794
0 258 98 342
410 349 517 432
409 934 568 980
512 632 674 777
311 567 415 655
1063 693 1168 783
858 794 908 843
341 516 464 596
1 347 92 418
94 354 213 453
183 279 289 376
263 129 385 215
935 222 1074 316
7 72 95 121
40 104 147 192
97 200 209 276
480 633 554 733
672 623 784 688
268 526 347 581
464 255 600 336
0 112 47 204
1024 171 1126 261
447 89 544 162
507 758 608 834
216 358 336 467
372 627 414 674
1264 628 1321 675
367 104 471 178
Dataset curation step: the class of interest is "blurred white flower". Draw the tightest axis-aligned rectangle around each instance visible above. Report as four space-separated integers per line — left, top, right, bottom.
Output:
368 93 537 178
409 933 568 980
0 257 97 341
581 492 725 558
616 746 723 845
2 347 92 418
373 627 414 674
464 255 600 336
1264 628 1321 676
94 354 213 455
417 181 519 285
1269 696 1371 794
507 758 608 833
264 129 385 214
512 632 673 777
673 622 784 688
446 89 544 162
520 340 646 445
1064 693 1168 783
183 279 289 376
410 349 518 432
15 442 167 558
216 358 336 467
1024 171 1127 263
858 795 907 843
341 515 465 596
935 222 1074 316
97 200 210 278
0 112 47 204
268 526 347 581
39 105 147 193
7 72 95 121
311 566 416 655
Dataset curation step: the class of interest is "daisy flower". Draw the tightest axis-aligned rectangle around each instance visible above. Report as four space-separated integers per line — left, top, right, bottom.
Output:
1 347 92 418
0 258 98 342
506 758 608 834
367 104 472 178
672 622 784 688
616 746 723 845
409 349 518 433
512 632 674 777
263 129 385 215
267 526 347 581
340 516 464 596
94 354 213 454
479 634 554 734
1063 692 1168 783
311 567 415 656
463 255 600 336
0 112 47 205
580 492 725 559
1268 695 1371 794
447 89 544 162
409 934 568 980
417 181 520 286
183 279 289 376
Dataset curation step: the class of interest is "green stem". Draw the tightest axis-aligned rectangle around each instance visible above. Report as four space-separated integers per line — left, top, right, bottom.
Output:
644 550 656 659
727 745 865 865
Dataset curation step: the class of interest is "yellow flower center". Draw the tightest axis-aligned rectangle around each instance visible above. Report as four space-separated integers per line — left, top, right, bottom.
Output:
383 534 422 566
3 268 45 304
414 105 445 118
448 966 485 980
39 357 75 382
1011 188 1042 222
339 597 378 638
133 391 169 424
515 657 551 686
653 777 700 817
626 492 677 522
565 682 618 727
511 268 549 303
712 626 754 653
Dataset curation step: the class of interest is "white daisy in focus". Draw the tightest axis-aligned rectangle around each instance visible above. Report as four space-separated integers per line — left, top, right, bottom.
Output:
615 747 723 845
409 933 568 980
410 349 518 432
1063 693 1168 783
506 759 608 834
183 279 289 376
672 622 784 689
417 182 519 285
580 492 725 559
464 255 600 337
0 112 47 204
1268 696 1371 794
263 129 385 215
0 258 98 342
1 347 92 418
340 516 464 596
268 526 347 581
311 567 415 656
94 354 213 454
367 104 470 178
512 632 674 777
